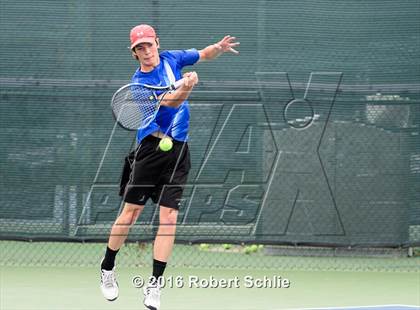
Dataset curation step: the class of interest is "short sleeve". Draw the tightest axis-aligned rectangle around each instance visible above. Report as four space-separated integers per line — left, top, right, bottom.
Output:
167 49 200 68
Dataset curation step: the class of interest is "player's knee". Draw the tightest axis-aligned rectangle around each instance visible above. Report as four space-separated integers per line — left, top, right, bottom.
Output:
116 213 134 227
117 203 143 226
162 209 178 226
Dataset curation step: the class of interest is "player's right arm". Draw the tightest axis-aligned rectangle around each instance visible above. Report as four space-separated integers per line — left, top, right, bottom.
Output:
159 71 199 108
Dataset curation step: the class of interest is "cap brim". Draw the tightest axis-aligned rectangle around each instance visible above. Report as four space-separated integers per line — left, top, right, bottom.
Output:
130 37 155 49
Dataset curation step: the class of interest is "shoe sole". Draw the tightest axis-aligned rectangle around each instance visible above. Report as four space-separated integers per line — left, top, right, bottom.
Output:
101 287 119 302
106 296 118 302
144 304 157 310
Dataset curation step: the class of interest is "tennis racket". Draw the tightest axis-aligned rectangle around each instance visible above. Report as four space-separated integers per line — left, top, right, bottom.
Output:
111 79 185 131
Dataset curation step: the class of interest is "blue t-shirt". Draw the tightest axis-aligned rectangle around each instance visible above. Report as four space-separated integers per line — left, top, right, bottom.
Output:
131 49 200 143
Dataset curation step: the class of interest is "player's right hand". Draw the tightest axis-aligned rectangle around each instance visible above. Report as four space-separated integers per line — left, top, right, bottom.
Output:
183 71 199 88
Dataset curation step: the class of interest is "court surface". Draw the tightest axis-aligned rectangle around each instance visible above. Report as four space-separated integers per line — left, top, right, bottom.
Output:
1 266 418 310
299 306 419 310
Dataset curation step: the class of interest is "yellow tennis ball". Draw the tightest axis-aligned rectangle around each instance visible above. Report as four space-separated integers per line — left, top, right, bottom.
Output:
159 137 173 152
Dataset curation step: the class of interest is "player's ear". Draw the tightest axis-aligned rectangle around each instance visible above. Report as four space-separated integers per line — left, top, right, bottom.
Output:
131 51 138 60
155 38 160 48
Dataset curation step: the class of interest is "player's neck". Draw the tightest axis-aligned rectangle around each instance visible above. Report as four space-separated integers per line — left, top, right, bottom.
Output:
140 57 160 73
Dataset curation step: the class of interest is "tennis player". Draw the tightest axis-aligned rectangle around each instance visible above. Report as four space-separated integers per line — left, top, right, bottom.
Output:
100 24 239 310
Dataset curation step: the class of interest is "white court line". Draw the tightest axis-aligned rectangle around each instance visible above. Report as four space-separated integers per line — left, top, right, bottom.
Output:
282 304 420 310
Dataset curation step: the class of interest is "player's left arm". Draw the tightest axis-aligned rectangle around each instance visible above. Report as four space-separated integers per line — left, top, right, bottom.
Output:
198 35 240 62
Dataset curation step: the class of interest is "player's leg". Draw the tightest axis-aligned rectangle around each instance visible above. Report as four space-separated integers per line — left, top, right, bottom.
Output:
103 202 144 268
143 139 190 309
100 202 144 301
100 136 157 299
153 206 178 275
144 205 178 310
150 141 190 282
144 142 190 309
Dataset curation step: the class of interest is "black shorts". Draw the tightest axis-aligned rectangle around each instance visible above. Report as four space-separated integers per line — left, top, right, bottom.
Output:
119 135 191 209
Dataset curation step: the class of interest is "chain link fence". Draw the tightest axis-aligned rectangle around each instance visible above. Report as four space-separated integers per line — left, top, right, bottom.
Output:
1 0 419 271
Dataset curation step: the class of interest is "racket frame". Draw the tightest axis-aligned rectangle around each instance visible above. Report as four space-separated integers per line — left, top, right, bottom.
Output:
110 78 184 131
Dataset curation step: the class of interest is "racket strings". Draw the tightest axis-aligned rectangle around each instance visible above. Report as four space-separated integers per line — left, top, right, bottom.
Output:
113 86 159 130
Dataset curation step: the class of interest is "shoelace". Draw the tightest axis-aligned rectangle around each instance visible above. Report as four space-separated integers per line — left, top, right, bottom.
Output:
102 271 116 288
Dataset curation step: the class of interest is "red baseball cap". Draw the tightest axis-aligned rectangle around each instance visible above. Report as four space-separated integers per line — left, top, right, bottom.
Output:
130 24 157 49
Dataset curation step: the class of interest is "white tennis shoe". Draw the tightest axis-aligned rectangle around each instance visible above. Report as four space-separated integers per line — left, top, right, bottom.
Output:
143 282 161 310
100 265 119 301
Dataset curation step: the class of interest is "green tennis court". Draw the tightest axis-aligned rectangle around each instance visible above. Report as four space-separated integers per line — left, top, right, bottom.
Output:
1 266 419 310
2 262 420 309
1 242 419 309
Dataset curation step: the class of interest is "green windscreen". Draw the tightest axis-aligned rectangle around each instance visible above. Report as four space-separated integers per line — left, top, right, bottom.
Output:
0 0 419 247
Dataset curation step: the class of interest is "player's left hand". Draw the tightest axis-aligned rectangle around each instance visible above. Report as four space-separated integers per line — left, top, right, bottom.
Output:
216 35 240 54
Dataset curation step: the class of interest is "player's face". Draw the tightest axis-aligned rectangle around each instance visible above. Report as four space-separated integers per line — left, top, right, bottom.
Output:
133 40 159 70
